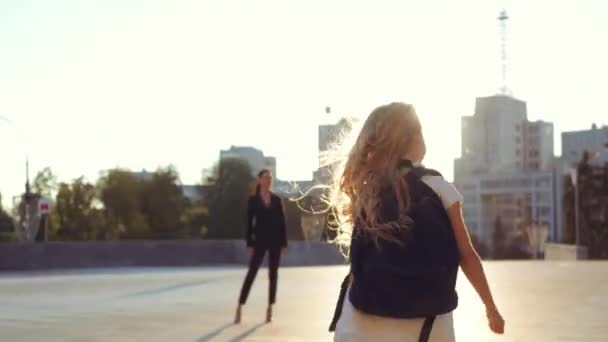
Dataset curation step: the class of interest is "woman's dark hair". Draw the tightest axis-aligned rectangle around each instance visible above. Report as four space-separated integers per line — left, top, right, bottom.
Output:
255 169 271 196
258 169 270 178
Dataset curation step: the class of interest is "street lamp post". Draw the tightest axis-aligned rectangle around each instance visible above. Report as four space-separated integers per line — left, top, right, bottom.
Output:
0 115 34 240
568 168 579 250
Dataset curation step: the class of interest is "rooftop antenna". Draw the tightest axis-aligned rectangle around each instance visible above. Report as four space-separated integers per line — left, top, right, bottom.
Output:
25 158 31 196
498 9 512 95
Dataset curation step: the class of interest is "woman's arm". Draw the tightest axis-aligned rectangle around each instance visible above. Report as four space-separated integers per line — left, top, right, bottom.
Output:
447 202 504 334
246 197 255 247
277 198 288 248
446 202 498 311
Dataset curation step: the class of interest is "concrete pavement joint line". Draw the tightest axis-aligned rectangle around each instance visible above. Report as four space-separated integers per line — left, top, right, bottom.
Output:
0 266 236 279
120 276 233 298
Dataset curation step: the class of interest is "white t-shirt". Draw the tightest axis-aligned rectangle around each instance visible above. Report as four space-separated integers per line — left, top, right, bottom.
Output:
334 172 463 342
412 161 463 209
420 174 463 209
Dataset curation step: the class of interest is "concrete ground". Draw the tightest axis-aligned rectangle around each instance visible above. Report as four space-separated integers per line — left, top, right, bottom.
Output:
0 262 606 341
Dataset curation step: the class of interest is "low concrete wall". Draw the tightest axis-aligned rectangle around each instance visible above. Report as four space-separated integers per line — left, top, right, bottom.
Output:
544 243 588 260
0 240 346 271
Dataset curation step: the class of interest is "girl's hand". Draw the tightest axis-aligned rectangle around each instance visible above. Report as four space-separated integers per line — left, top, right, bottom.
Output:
486 306 505 334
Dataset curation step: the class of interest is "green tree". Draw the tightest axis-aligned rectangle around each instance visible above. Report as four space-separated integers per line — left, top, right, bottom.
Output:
562 151 594 247
0 193 16 241
576 151 608 259
98 167 202 240
283 198 305 240
140 166 189 239
181 205 210 239
562 176 576 244
98 169 148 239
32 167 59 239
207 159 253 239
53 178 105 240
492 216 505 259
33 167 58 198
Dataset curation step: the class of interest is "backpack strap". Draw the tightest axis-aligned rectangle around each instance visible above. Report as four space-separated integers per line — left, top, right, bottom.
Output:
398 159 443 179
418 316 436 342
410 167 442 178
328 272 351 332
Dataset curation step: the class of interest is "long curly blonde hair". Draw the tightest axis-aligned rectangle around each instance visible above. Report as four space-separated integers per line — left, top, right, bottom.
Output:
328 102 422 251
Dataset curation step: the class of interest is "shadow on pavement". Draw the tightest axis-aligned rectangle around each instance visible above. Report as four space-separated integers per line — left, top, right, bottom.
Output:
228 322 266 342
196 322 234 341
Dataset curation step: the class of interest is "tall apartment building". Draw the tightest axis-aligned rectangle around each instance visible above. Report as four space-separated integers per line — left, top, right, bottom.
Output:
562 124 608 167
220 146 277 179
314 118 355 183
455 95 554 179
454 95 559 246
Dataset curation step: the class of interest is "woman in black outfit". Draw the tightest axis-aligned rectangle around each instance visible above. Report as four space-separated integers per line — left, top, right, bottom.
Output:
234 169 287 324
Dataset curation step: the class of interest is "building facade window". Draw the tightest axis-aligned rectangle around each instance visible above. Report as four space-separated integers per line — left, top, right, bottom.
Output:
482 177 532 188
463 184 478 190
535 176 551 187
535 192 551 203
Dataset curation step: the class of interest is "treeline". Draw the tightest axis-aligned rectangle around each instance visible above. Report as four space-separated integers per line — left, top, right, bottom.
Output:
1 159 287 241
562 151 608 259
0 193 14 241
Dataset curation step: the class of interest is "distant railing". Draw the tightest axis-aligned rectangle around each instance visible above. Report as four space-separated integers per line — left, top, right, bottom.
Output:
0 240 346 271
544 242 588 260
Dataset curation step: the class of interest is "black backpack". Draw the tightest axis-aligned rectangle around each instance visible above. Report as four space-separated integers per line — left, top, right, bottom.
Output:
329 161 460 342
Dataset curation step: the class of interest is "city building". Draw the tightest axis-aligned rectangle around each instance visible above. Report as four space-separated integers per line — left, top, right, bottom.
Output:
524 120 554 172
454 95 559 248
455 95 554 180
562 124 608 167
315 117 356 184
547 125 608 245
220 146 277 179
457 95 528 177
180 185 214 205
318 118 353 164
457 169 562 246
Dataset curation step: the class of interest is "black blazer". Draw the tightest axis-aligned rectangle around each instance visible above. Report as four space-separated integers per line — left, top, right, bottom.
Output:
246 193 288 249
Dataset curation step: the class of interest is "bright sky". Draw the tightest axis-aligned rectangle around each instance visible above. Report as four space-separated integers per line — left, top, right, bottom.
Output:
1 0 607 207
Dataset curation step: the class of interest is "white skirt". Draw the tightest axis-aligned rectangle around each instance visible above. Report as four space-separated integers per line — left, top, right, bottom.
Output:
334 289 456 342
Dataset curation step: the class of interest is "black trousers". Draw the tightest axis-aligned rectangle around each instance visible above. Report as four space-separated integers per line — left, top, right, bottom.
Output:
238 247 282 305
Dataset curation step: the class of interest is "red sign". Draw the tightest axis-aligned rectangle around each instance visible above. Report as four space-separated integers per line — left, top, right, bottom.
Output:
39 200 51 214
